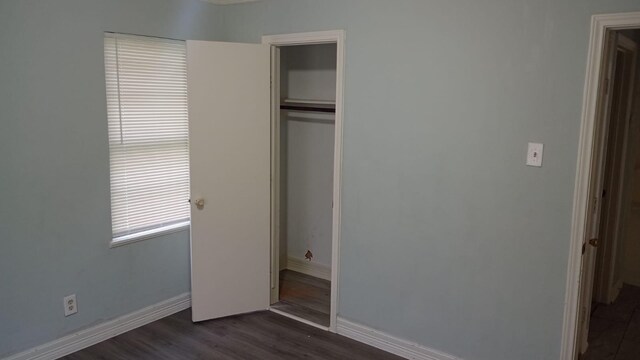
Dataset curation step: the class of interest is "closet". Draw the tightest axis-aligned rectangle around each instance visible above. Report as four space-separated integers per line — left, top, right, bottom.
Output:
270 44 337 327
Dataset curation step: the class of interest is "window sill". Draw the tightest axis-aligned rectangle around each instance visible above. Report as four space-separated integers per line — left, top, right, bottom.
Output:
110 221 190 248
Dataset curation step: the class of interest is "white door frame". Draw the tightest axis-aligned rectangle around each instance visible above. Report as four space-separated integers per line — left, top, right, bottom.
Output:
262 30 345 332
562 12 640 360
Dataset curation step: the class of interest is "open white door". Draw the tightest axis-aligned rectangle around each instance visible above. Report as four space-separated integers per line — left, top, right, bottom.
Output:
593 34 638 305
187 41 271 322
576 31 618 355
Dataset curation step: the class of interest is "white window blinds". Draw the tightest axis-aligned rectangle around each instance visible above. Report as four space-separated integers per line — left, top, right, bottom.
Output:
104 33 190 242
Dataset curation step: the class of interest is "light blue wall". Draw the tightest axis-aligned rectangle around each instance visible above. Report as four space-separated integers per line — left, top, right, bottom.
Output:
0 0 222 356
218 1 640 359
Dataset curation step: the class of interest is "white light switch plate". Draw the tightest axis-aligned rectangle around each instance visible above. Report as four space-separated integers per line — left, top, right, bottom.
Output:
527 143 544 167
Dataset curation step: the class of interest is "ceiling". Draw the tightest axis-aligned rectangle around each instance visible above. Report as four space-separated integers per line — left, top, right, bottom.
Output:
200 0 260 4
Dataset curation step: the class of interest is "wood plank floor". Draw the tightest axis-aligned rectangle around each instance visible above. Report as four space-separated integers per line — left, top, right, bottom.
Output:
583 284 640 360
271 270 330 327
62 309 402 360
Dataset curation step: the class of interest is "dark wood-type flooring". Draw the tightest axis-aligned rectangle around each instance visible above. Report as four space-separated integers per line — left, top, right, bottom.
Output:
583 284 640 360
62 308 401 360
271 270 330 327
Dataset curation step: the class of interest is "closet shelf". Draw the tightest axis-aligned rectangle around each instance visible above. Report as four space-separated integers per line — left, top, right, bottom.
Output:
280 98 336 114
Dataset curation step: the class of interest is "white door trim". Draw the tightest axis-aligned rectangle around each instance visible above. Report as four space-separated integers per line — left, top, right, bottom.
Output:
562 11 640 360
262 30 345 333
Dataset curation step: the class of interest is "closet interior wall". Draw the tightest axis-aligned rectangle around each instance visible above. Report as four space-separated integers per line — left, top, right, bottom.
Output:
279 44 337 271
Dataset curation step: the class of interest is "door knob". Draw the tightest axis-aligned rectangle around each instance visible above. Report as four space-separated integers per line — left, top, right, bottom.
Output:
194 198 205 210
589 238 600 248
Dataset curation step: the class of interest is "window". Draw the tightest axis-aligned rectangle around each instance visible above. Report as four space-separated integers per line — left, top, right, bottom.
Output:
104 33 190 245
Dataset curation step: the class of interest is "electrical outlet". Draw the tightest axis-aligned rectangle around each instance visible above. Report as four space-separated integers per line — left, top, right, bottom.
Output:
64 294 78 317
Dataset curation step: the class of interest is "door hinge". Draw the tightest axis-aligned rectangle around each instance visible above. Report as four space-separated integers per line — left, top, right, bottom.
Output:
582 243 586 255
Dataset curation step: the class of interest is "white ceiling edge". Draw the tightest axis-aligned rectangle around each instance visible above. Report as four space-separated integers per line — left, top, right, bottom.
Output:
199 0 260 5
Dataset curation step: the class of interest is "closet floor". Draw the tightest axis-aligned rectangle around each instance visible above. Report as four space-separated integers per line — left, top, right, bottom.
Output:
271 269 330 327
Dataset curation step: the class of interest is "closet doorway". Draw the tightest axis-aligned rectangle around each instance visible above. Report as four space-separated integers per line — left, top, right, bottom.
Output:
263 31 344 331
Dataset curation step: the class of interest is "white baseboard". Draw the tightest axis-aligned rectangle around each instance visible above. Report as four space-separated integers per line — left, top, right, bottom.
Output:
337 317 462 360
286 256 331 281
4 293 191 360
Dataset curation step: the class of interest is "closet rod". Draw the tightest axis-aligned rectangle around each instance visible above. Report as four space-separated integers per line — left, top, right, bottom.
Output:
280 104 336 113
280 99 336 114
